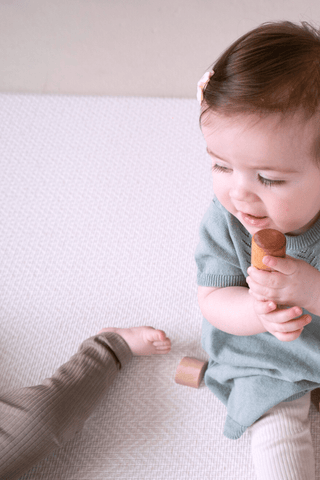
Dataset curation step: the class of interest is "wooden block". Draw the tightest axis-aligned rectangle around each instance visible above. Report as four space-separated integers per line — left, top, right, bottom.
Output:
251 229 286 271
174 356 208 388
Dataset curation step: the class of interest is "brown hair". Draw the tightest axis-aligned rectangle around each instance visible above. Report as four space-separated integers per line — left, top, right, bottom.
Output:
200 20 320 162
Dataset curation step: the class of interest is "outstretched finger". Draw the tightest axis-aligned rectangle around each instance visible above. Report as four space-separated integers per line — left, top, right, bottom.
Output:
269 305 303 324
280 313 311 331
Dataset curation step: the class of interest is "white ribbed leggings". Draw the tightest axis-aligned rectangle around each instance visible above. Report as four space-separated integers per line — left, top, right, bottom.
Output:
248 392 315 480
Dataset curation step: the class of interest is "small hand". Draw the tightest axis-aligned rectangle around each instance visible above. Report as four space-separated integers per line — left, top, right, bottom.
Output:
252 297 311 342
246 255 320 314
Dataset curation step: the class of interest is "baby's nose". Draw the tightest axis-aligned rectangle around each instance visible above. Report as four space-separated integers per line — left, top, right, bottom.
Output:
229 185 256 202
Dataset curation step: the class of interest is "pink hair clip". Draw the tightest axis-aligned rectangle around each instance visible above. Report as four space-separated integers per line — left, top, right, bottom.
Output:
197 70 214 104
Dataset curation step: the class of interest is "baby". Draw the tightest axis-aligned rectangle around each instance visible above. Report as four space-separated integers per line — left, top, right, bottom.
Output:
195 20 320 480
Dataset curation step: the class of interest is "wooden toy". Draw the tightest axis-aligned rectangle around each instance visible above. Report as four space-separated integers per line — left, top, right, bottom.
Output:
251 228 289 312
175 356 208 388
251 229 286 270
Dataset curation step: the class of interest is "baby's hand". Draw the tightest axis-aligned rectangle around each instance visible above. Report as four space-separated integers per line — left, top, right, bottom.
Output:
253 297 311 342
247 255 320 314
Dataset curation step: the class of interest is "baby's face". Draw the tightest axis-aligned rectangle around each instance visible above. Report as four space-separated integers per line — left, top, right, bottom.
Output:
201 111 320 236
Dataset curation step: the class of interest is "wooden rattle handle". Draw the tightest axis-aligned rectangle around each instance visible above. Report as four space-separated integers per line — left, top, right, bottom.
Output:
251 229 289 310
251 229 286 271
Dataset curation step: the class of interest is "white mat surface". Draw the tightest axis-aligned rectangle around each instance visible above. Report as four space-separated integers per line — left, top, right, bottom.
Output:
1 94 319 479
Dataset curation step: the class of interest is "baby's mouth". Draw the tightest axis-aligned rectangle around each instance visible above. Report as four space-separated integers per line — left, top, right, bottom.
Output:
240 211 270 227
246 214 267 219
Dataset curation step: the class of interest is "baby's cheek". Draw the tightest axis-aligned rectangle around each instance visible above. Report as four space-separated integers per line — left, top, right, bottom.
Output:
217 191 234 213
212 181 225 202
272 200 303 230
272 198 290 217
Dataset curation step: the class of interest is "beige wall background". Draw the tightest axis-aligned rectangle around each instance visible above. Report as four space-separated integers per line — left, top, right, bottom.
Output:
0 0 319 98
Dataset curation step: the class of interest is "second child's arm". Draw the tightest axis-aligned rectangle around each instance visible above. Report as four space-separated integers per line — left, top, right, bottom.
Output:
198 286 311 341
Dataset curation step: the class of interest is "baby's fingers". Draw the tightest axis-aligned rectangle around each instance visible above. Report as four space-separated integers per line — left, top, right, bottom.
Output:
274 328 305 342
254 299 278 316
272 314 310 342
254 299 312 342
269 310 311 342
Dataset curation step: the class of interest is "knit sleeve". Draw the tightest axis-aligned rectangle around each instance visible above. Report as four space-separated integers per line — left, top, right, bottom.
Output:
195 198 247 288
0 332 132 480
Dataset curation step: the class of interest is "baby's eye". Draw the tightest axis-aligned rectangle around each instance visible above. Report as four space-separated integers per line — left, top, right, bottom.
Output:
211 164 231 173
211 164 286 187
258 175 285 187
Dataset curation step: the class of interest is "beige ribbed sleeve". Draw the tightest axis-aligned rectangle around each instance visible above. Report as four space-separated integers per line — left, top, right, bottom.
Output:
0 332 133 480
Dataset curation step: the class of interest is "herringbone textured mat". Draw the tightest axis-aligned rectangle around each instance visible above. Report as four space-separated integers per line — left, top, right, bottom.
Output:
0 95 319 479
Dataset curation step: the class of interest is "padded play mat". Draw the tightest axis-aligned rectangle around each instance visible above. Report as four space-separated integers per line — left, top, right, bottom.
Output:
1 94 320 479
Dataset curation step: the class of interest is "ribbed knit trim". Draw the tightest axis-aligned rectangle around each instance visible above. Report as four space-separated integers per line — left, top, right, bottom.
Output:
96 332 133 369
284 216 320 250
197 273 248 287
